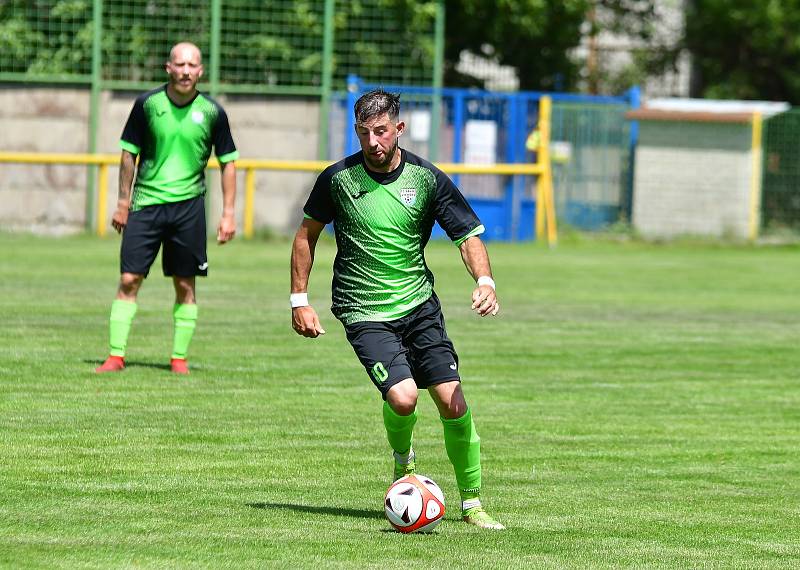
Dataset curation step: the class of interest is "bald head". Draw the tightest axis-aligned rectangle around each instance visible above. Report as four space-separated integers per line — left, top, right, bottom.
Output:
169 42 202 65
165 42 203 102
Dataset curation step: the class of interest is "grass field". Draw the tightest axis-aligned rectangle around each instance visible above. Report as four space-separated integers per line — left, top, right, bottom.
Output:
1 232 799 568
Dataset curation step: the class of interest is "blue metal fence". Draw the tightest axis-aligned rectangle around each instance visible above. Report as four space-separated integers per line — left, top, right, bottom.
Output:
330 76 639 240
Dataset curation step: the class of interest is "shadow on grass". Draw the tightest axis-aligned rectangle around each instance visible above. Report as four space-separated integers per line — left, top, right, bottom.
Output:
248 502 384 520
84 359 171 371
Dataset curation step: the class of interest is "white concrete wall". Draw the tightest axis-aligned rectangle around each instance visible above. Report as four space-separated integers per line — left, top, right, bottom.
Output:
0 86 321 235
632 120 755 239
0 88 90 234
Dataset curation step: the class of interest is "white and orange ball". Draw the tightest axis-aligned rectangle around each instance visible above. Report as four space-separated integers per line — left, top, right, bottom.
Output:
384 474 445 533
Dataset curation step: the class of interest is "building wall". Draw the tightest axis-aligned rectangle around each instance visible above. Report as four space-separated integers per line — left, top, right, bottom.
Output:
632 120 754 239
0 88 90 234
0 86 321 235
573 0 691 98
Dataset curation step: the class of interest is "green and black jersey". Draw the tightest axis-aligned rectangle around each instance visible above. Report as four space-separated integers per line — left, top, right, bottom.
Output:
304 149 485 325
120 85 239 211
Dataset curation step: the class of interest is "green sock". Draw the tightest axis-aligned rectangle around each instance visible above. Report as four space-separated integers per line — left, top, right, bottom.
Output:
171 303 198 360
441 407 482 503
108 299 137 357
383 401 417 456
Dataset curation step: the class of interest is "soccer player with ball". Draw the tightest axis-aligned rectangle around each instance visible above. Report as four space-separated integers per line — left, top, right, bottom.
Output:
290 89 504 530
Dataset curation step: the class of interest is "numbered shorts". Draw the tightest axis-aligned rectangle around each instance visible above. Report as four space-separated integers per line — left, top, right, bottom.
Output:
120 195 208 278
343 294 461 400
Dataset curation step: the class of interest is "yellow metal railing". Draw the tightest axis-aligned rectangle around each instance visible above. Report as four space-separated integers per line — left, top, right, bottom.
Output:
534 96 557 245
748 111 763 241
0 97 556 243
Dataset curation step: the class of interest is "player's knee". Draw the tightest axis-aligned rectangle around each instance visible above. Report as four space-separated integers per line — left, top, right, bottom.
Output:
387 382 418 415
390 398 417 416
118 273 143 298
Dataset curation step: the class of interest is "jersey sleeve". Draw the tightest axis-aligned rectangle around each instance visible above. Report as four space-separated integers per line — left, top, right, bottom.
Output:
119 96 147 155
432 168 485 246
212 106 239 163
303 167 336 224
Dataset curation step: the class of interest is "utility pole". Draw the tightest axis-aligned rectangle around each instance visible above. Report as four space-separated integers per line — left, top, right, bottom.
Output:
587 2 599 94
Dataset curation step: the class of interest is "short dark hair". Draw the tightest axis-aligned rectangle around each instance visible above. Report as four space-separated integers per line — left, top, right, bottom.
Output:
354 89 400 124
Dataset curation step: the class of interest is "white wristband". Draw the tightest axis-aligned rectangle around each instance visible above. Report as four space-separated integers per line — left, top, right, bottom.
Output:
477 276 496 290
290 293 309 308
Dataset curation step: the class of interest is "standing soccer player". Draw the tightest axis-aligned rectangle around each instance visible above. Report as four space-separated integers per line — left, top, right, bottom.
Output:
290 89 504 530
96 42 239 375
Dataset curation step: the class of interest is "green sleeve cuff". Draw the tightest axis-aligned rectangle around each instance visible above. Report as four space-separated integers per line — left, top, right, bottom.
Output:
217 150 240 163
453 224 485 247
303 213 323 223
119 140 140 155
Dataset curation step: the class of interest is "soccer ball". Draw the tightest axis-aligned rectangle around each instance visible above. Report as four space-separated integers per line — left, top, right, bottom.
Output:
384 474 445 533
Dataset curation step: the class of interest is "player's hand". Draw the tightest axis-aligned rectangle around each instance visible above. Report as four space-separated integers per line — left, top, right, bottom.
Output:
217 213 236 244
471 285 499 317
292 305 326 338
111 206 128 234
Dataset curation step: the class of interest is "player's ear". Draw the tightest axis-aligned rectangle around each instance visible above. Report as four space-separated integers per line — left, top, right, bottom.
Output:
197 64 204 79
395 120 405 137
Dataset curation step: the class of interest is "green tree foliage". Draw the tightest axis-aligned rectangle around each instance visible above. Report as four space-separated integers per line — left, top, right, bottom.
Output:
219 0 438 86
444 0 668 93
332 0 438 85
590 0 680 95
102 1 211 83
0 0 438 87
0 0 690 95
444 0 590 91
0 0 93 76
685 1 800 102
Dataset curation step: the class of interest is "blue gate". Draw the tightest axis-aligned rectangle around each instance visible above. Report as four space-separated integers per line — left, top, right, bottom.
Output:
329 76 638 240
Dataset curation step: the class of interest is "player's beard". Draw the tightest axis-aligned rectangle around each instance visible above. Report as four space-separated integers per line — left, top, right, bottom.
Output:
172 76 197 95
365 137 399 170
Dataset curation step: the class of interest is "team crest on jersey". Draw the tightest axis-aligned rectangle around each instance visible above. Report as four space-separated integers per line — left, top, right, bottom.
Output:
191 111 204 124
399 188 417 206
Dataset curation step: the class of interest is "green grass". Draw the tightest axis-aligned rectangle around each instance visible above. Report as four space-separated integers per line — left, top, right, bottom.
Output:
1 233 799 568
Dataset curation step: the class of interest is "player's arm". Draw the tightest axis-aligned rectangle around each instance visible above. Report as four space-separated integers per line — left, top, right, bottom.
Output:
217 160 236 244
112 150 136 234
290 217 326 338
458 236 499 317
428 161 498 317
211 104 239 244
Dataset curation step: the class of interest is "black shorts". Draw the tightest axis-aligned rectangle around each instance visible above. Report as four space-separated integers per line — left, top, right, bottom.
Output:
120 195 208 278
343 294 460 399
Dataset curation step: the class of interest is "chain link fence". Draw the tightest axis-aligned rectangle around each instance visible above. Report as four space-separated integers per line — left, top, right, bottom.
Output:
550 102 631 230
762 109 800 232
0 0 93 79
0 0 439 92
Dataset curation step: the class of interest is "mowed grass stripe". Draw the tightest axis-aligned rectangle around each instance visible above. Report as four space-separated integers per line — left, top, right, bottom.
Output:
0 234 798 568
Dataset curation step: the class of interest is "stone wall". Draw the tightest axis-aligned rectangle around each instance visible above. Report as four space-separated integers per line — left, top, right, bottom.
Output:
0 88 90 234
0 86 321 235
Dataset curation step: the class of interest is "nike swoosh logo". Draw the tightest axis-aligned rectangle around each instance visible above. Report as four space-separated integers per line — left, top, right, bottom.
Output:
352 190 369 199
198 262 208 270
449 363 457 370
